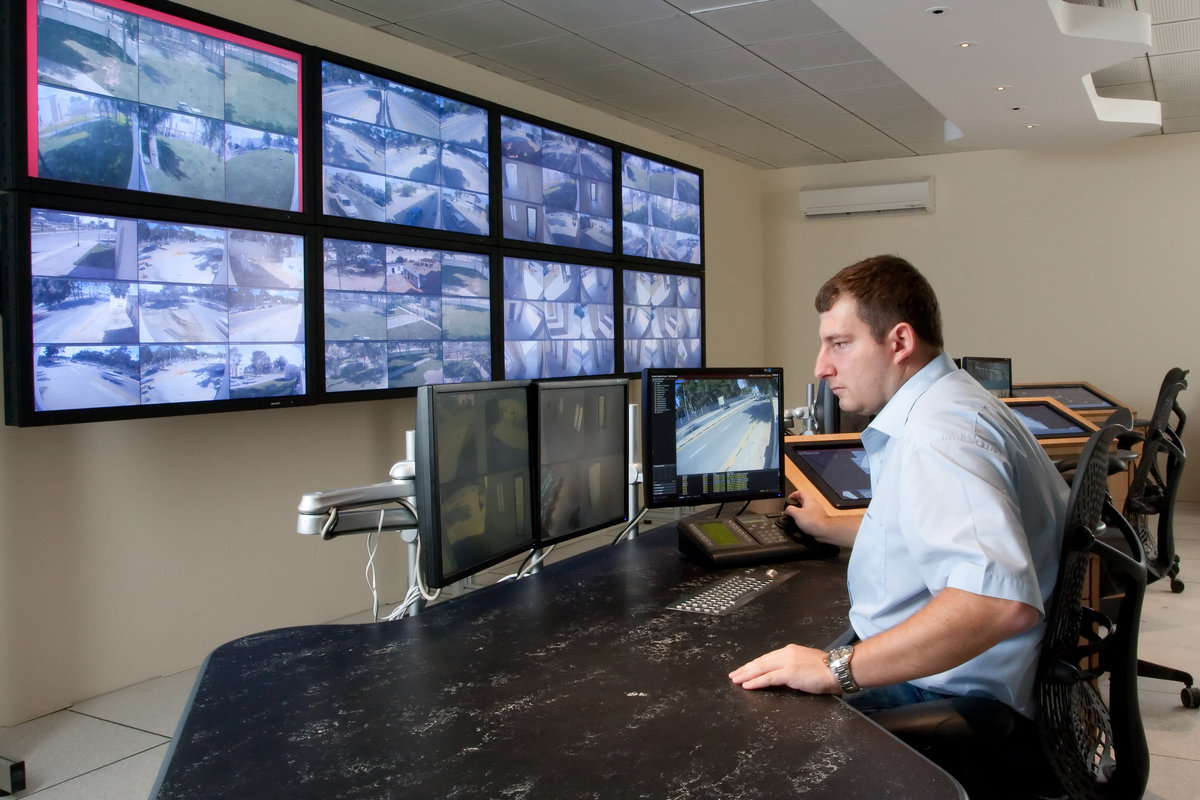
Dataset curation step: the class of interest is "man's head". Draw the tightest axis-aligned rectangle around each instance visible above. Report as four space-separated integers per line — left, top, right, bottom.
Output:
813 256 943 416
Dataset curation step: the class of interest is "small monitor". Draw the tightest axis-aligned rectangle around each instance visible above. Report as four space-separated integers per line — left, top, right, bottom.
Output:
415 381 536 589
535 378 629 546
1010 384 1116 410
786 439 872 510
1003 398 1091 440
961 356 1013 398
641 367 785 509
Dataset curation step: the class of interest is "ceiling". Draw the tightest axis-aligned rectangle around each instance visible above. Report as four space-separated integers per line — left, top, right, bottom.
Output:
290 0 1200 168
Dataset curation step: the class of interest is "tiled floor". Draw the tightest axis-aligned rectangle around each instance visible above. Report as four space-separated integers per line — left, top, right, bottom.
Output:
3 505 1199 799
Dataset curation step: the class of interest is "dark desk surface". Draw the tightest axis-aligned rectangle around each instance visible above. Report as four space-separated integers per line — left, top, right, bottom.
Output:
152 525 964 799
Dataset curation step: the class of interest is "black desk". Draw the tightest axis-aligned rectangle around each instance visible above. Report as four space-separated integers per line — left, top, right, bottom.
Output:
152 525 964 799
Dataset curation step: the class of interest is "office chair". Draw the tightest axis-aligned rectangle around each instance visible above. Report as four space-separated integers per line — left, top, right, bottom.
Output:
1117 367 1199 707
871 410 1152 800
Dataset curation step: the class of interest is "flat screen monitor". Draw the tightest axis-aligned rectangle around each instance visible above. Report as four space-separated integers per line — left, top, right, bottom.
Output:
1010 383 1117 410
535 378 629 546
321 60 488 233
500 115 613 252
786 439 871 510
502 257 615 379
10 205 306 424
622 269 702 371
641 367 784 509
415 380 536 589
31 0 303 211
323 238 492 392
1003 398 1091 440
960 356 1012 398
620 153 701 265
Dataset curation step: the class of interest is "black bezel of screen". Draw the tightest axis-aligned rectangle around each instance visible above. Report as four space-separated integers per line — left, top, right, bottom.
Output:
3 192 315 426
1003 399 1090 439
414 379 537 589
640 366 784 509
785 439 871 510
1010 383 1116 410
533 376 629 547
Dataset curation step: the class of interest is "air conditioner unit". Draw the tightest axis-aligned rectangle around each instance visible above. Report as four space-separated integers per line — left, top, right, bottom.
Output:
799 178 933 218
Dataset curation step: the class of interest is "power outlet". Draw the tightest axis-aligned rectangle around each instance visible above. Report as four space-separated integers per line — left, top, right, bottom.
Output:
0 756 26 795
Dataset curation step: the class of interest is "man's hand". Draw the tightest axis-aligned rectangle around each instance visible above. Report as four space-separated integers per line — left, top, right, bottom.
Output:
785 484 860 548
728 644 841 694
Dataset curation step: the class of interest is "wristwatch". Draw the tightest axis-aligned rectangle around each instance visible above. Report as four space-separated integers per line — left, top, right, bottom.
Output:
825 645 861 694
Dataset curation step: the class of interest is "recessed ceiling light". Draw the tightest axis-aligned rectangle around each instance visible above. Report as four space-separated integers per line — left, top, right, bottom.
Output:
1026 123 1039 129
996 85 1011 92
956 41 976 48
925 6 951 15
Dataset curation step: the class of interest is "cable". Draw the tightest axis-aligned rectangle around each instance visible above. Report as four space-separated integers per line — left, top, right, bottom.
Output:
364 509 385 622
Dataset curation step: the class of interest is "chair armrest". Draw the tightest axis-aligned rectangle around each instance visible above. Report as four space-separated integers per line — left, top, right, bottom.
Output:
871 696 1021 741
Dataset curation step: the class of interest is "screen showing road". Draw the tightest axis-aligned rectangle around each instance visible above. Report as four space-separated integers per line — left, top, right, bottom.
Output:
642 367 784 508
29 207 305 412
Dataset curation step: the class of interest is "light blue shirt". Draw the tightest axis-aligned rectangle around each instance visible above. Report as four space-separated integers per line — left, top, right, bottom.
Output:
849 353 1068 717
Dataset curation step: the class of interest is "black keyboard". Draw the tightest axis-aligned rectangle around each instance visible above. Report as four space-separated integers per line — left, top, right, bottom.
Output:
667 567 797 616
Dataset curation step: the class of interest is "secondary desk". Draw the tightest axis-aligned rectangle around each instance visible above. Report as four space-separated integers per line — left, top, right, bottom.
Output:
151 522 964 799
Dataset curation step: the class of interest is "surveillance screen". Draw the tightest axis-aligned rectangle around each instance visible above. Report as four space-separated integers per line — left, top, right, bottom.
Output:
321 61 489 234
622 270 702 371
500 116 614 252
621 154 701 265
323 238 492 391
1009 402 1089 439
502 258 615 379
32 0 302 211
29 208 305 412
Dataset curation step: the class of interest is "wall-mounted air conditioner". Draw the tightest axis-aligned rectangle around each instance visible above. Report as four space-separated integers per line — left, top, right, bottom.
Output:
799 177 933 218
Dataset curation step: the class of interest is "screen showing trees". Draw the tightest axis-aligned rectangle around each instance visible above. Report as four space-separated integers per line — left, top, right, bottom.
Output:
32 0 302 210
323 238 492 392
621 154 701 265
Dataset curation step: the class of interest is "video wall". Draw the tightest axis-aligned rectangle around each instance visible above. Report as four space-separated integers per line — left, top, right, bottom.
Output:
2 0 705 426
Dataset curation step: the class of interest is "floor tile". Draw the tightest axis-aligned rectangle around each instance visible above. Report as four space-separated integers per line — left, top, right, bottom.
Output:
0 710 165 795
71 669 200 738
18 744 169 800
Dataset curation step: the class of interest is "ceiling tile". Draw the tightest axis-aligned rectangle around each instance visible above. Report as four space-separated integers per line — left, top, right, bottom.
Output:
373 24 470 57
1151 49 1200 80
643 47 776 84
656 103 763 131
737 93 847 123
1162 115 1200 132
505 0 681 32
332 0 492 22
397 3 565 52
476 35 627 76
1160 96 1200 117
694 71 818 104
1095 82 1158 101
456 53 538 82
1092 58 1152 87
1145 0 1200 25
1153 75 1200 100
828 84 930 114
774 111 873 138
294 0 388 26
584 15 733 61
852 102 946 129
604 86 726 116
1149 19 1200 55
691 0 842 46
790 60 904 95
749 30 873 72
546 63 681 99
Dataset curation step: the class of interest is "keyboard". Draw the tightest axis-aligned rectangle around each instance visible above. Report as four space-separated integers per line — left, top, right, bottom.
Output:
667 566 797 616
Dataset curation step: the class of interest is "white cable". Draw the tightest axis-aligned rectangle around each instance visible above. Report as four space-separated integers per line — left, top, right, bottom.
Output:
364 509 386 621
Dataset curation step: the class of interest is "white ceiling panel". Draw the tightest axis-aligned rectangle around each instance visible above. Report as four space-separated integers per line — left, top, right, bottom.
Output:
293 0 1196 167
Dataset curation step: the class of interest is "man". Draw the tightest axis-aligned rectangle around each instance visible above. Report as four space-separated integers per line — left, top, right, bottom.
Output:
729 255 1068 719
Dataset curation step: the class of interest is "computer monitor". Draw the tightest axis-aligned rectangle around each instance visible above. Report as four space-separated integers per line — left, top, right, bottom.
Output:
785 439 872 510
641 367 785 509
414 380 536 589
1010 383 1118 411
1002 398 1091 440
534 378 629 546
960 356 1013 398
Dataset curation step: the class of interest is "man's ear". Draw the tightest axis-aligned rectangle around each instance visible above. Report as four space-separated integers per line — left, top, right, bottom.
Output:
888 322 917 363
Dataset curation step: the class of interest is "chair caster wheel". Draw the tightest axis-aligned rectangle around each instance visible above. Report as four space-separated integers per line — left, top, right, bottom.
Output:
1182 686 1200 709
1170 579 1185 593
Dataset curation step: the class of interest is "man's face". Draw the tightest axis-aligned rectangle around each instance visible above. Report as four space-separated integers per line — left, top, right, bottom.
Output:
814 295 896 416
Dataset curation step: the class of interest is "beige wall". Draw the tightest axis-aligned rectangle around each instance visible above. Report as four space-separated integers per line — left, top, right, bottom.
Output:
0 0 765 726
760 135 1200 499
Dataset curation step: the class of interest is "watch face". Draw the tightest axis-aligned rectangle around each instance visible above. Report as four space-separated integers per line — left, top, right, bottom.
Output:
829 645 853 661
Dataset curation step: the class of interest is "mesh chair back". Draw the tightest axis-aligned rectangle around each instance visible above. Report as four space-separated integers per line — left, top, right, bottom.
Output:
1126 368 1188 577
1038 409 1150 800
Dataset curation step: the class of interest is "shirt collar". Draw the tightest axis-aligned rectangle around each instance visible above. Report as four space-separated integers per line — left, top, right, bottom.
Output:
864 352 957 441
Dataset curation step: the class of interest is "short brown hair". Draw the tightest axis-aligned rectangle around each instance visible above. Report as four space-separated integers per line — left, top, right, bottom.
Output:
814 255 944 349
